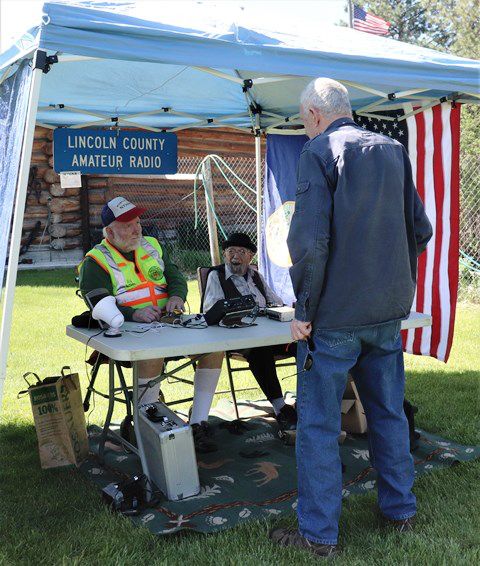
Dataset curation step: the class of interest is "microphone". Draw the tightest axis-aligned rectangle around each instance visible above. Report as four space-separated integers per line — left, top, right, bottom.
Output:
85 288 124 338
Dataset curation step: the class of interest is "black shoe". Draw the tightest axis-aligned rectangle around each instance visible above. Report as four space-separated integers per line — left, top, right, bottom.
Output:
119 416 136 448
269 528 338 558
191 421 218 453
384 515 416 532
276 403 297 432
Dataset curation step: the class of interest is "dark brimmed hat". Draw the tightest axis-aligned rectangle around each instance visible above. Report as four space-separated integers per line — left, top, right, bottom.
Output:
101 196 146 227
222 232 257 253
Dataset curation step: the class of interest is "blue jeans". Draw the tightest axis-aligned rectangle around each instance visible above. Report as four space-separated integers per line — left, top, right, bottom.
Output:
296 320 416 545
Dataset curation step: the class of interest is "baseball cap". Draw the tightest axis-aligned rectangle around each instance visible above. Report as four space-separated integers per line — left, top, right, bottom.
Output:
101 197 146 227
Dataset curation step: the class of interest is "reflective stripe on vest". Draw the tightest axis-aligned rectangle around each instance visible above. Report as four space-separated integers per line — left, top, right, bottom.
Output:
86 237 168 309
95 243 128 294
141 237 164 270
116 282 168 308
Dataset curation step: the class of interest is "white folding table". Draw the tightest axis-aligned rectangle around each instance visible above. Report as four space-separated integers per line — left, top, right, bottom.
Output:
67 312 432 491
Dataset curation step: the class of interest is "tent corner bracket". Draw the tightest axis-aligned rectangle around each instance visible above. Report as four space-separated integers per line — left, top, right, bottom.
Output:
242 79 253 92
250 103 262 115
33 50 58 74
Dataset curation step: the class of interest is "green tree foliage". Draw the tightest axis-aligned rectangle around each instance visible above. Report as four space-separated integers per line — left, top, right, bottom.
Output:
360 0 479 56
361 0 445 46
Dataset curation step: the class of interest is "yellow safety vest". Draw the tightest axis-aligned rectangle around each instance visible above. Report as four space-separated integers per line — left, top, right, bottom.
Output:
85 236 169 310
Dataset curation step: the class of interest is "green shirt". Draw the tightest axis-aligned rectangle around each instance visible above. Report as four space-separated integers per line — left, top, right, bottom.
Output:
79 243 188 321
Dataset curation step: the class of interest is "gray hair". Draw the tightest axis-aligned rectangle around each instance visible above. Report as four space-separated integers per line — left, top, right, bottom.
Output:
102 221 119 238
300 78 352 119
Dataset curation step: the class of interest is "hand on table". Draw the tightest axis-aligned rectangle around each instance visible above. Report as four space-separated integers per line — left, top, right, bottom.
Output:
165 296 185 313
132 306 163 323
291 319 312 341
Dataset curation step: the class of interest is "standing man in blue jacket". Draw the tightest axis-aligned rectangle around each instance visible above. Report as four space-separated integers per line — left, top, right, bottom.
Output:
270 78 432 557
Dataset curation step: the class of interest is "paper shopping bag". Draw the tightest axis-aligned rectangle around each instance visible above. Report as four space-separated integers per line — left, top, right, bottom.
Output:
21 367 89 469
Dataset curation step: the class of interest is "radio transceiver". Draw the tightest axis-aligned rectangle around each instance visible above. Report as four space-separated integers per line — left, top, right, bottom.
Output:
265 306 295 322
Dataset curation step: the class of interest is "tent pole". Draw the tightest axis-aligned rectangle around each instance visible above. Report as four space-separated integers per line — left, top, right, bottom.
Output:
202 160 221 266
255 115 262 270
0 63 43 412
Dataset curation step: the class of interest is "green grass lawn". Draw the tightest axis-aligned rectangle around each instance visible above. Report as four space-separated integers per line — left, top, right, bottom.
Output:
1 269 479 565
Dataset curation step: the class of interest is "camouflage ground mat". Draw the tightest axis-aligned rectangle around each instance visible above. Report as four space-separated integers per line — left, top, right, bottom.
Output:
79 399 480 535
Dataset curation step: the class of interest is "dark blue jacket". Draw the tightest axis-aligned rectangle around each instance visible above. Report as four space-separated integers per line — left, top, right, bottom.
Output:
287 117 433 329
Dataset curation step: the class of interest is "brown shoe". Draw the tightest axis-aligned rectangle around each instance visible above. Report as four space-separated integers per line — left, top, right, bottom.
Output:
385 515 416 532
269 527 338 558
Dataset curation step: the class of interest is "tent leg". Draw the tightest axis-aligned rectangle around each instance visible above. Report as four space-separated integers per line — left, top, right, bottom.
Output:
255 115 262 270
0 65 43 413
202 159 221 266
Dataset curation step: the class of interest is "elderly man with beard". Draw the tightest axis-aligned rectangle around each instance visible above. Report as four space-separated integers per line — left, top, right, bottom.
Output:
199 232 298 438
78 196 223 453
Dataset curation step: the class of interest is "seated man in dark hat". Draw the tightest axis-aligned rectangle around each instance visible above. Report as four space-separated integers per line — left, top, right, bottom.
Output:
200 232 297 435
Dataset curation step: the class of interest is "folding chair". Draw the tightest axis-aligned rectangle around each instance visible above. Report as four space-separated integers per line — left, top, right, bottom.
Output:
197 265 296 420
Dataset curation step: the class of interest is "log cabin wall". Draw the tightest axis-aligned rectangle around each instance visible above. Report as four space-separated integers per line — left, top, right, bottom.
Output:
22 126 264 267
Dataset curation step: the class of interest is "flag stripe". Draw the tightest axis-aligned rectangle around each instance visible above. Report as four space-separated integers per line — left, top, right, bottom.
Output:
436 104 453 360
413 110 427 355
430 105 445 358
420 109 436 355
405 107 418 353
445 106 461 361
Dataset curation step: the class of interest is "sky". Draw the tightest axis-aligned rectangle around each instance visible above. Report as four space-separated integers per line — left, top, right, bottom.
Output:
0 0 348 51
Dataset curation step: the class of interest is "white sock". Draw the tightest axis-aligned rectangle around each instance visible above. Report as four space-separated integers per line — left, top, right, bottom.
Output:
138 377 161 406
190 368 222 425
271 397 286 415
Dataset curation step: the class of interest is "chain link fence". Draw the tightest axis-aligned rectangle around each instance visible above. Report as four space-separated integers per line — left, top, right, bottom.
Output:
110 155 259 278
459 108 480 302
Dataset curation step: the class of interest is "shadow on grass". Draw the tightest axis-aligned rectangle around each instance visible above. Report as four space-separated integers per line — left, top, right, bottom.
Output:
15 268 77 288
405 370 479 445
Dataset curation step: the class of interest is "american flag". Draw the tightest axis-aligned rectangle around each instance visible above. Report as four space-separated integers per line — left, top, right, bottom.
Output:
354 103 461 362
353 5 390 36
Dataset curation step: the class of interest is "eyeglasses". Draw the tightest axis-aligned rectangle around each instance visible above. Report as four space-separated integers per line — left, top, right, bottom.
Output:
225 247 251 257
303 337 315 372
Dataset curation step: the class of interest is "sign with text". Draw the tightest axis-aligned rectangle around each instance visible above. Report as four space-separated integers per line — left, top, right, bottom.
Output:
53 129 177 175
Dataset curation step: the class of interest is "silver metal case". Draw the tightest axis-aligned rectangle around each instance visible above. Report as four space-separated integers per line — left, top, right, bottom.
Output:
137 402 200 501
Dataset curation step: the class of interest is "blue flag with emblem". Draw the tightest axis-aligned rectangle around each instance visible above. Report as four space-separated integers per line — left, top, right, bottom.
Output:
261 134 308 306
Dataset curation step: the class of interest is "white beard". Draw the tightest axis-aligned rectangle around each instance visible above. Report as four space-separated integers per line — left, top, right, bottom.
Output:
111 235 141 253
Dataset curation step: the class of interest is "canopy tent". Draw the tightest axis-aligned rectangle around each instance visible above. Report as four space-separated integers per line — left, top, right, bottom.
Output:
0 1 479 409
1 2 479 132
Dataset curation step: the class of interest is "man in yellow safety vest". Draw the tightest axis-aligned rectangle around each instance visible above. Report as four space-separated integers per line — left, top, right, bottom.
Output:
79 196 222 452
